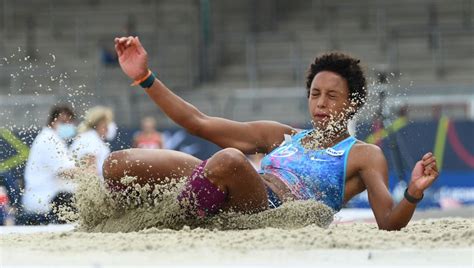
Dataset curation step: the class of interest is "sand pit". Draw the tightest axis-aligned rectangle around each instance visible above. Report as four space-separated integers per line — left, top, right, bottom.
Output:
1 217 472 267
2 174 472 267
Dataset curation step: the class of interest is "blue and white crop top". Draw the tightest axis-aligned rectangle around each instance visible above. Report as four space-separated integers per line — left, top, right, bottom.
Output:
259 129 357 211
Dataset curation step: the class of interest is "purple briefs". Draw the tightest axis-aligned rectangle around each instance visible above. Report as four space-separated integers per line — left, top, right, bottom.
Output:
177 160 226 217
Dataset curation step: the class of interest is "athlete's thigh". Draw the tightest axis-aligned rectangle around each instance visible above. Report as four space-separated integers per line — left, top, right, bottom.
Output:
205 148 269 212
103 149 201 187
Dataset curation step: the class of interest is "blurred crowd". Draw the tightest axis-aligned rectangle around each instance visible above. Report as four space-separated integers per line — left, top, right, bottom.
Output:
0 104 165 225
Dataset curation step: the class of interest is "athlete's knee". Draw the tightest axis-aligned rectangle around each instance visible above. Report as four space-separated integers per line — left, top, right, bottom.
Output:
212 148 248 169
206 148 252 184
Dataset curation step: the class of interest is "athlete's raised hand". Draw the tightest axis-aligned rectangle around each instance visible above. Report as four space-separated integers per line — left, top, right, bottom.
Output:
409 152 439 194
114 36 149 81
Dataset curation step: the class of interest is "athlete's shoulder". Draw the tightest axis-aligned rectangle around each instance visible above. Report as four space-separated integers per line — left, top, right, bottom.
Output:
348 140 389 185
350 140 385 162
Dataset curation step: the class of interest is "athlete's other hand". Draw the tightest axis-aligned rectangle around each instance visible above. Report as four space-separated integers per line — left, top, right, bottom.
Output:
114 36 149 81
408 152 439 197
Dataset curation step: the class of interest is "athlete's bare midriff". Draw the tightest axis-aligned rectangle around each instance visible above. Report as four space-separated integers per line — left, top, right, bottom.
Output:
260 171 365 206
259 173 296 202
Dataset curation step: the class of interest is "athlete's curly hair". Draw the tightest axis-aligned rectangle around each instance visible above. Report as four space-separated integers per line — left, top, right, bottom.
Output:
306 52 367 116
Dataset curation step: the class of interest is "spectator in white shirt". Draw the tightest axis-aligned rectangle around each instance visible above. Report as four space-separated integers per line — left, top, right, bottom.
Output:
21 105 78 224
70 106 116 177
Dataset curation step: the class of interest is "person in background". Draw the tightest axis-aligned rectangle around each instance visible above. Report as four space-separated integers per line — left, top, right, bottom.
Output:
100 44 119 67
132 116 164 149
70 106 116 177
21 104 78 224
0 183 13 226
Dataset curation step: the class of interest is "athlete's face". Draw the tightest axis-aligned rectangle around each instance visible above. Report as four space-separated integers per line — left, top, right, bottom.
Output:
308 71 355 129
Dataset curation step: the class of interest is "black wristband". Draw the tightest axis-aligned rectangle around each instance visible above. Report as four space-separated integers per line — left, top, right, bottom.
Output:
404 188 423 204
140 72 156 88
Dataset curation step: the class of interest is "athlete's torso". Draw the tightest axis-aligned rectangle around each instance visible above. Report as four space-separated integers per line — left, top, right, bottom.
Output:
259 129 358 211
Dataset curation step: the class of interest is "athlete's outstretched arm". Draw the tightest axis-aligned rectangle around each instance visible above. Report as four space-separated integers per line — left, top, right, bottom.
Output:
114 36 294 154
359 147 439 231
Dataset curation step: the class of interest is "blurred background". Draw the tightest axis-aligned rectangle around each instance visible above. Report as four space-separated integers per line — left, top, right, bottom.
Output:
0 0 473 224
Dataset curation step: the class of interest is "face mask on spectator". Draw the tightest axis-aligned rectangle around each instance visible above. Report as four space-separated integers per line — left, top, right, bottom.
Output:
106 122 118 141
57 123 76 140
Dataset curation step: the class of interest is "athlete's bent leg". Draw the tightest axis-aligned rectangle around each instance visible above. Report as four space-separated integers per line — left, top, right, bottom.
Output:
204 148 269 213
103 149 201 191
103 148 269 217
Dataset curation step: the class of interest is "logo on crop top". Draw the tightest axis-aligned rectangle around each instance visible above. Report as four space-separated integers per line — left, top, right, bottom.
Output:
271 144 298 157
326 148 344 156
309 157 330 161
